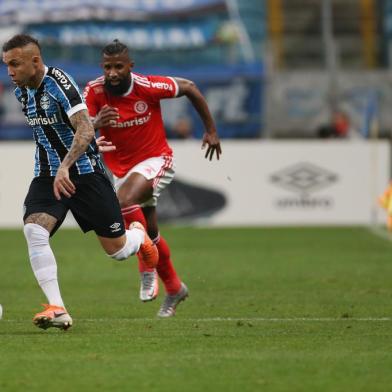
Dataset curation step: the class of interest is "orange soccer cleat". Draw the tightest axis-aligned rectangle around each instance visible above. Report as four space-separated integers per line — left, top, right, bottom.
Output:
130 221 159 268
33 304 72 330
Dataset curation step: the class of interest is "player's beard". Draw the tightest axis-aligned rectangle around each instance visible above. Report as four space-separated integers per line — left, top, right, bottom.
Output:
104 77 131 96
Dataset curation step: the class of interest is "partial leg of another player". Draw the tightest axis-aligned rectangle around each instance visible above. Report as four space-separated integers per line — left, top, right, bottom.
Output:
143 207 188 317
23 213 73 330
121 203 159 301
117 172 160 302
117 170 188 316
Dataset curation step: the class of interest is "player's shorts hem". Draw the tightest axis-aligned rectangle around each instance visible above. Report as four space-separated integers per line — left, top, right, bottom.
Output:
113 156 175 207
94 228 126 238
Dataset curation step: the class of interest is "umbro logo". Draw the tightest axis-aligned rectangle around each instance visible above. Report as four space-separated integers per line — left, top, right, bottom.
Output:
270 162 338 197
269 162 338 210
110 222 121 232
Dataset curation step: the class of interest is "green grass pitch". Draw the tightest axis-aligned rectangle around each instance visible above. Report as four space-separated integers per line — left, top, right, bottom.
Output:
1 226 392 391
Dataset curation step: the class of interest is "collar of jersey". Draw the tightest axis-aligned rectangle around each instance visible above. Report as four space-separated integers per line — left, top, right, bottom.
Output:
121 73 134 97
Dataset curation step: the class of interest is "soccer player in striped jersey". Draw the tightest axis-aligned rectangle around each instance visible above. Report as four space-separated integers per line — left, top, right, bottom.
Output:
2 34 159 330
85 39 221 317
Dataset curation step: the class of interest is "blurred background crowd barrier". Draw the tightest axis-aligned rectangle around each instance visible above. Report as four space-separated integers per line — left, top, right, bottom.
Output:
0 140 388 226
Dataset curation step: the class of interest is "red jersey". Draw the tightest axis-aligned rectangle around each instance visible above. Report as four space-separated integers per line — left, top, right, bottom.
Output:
84 72 178 177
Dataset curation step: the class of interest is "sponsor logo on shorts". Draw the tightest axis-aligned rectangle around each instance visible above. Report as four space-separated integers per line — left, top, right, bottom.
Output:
134 101 148 114
110 222 121 232
40 94 50 110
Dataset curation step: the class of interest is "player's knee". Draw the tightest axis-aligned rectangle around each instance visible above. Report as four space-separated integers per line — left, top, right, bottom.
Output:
119 196 139 209
23 223 50 248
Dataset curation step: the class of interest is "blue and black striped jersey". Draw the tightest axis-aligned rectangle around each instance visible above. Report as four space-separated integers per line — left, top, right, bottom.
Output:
14 66 104 177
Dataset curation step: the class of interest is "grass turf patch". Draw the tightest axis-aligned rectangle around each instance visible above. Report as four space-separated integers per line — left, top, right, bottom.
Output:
1 227 392 391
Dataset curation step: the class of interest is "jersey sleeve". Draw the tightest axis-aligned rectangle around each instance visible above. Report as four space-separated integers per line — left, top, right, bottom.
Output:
145 75 179 103
47 67 87 118
83 82 100 118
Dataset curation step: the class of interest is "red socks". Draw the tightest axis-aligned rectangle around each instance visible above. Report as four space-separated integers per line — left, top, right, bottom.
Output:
121 204 182 294
121 204 147 228
154 235 182 295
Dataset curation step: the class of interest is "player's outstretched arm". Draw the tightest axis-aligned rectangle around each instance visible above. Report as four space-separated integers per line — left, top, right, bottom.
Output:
175 77 222 161
53 109 95 200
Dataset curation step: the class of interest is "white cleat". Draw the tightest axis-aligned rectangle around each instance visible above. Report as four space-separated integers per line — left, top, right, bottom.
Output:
157 283 188 318
140 270 159 302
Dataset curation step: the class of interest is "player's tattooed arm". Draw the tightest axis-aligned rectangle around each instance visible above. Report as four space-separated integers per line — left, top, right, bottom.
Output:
63 109 95 168
175 77 222 161
53 109 95 200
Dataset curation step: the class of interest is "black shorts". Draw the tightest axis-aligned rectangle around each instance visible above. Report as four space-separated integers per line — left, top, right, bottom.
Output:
23 172 125 238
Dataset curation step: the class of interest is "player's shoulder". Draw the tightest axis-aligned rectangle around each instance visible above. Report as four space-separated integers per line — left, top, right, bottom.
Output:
45 66 75 87
132 72 152 89
85 76 105 95
44 66 81 98
132 72 176 92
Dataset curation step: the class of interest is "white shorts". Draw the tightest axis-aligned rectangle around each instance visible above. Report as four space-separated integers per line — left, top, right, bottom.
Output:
113 156 175 207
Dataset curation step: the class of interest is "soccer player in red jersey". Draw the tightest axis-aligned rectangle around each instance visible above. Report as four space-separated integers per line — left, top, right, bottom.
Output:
84 40 221 317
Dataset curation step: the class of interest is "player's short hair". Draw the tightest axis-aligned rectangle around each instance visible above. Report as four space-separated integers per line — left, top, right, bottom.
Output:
102 39 129 56
2 34 41 52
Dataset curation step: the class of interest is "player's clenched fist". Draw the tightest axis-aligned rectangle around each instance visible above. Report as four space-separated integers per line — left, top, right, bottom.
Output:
93 105 119 129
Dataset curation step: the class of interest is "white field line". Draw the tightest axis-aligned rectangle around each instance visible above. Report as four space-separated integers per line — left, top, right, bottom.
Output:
1 317 392 323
